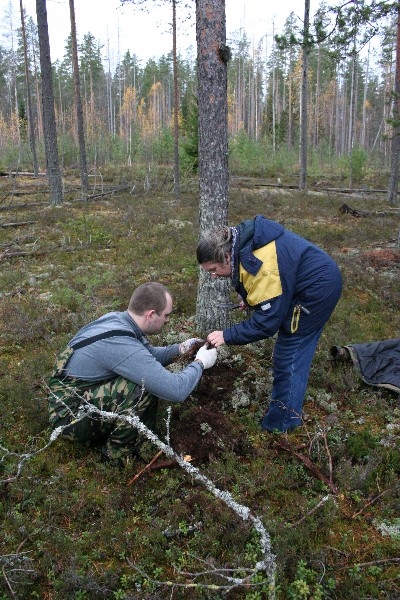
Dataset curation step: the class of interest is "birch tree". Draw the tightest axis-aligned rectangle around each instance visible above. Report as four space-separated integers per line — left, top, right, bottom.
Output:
195 0 230 335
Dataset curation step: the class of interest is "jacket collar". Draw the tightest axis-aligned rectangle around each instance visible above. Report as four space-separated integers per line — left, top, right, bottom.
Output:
232 219 263 285
122 311 144 338
232 215 285 283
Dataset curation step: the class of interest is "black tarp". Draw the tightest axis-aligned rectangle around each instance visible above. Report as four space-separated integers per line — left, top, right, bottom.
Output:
331 338 400 393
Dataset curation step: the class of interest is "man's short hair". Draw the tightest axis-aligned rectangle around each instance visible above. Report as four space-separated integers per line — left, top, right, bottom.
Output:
128 282 171 316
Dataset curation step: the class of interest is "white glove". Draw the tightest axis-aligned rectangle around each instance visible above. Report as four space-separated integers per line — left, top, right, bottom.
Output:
179 337 203 355
195 344 217 369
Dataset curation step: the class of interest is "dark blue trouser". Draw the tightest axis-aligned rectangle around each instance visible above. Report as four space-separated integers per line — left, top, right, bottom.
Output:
261 326 324 432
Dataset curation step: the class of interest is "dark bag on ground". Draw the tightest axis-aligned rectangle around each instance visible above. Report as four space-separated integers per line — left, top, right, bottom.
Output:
330 338 400 393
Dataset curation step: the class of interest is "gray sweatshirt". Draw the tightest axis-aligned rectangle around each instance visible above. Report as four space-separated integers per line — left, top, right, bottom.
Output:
64 311 203 403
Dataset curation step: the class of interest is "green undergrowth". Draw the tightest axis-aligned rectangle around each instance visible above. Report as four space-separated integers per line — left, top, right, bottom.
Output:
0 173 399 599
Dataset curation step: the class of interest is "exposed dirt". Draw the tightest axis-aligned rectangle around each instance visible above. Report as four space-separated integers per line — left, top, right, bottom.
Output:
170 364 255 465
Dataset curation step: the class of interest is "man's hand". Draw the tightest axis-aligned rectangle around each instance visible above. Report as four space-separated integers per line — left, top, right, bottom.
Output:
195 344 217 369
179 338 204 355
207 330 225 348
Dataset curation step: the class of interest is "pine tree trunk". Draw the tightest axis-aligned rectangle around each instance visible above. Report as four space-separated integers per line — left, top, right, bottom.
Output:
20 0 38 177
299 0 310 191
272 23 276 154
195 0 230 335
69 0 89 199
172 0 180 201
36 0 63 205
388 3 400 205
361 44 370 148
313 44 321 149
29 18 43 142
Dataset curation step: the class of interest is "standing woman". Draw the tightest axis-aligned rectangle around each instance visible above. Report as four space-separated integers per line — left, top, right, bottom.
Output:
197 214 342 433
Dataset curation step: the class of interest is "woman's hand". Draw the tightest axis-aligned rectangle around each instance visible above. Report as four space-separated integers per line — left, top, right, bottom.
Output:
207 331 225 347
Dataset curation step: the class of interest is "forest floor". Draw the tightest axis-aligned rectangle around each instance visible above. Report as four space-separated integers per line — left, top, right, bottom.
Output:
0 171 399 599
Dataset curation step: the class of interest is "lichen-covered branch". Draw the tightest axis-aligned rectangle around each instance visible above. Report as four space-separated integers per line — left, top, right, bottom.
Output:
78 399 276 596
1 387 276 597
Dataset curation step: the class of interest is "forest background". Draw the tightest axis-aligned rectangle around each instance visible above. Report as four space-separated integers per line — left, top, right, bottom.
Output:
0 0 399 183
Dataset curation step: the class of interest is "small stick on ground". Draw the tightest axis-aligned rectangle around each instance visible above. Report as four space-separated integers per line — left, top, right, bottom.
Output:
351 488 393 519
277 439 339 495
127 450 163 485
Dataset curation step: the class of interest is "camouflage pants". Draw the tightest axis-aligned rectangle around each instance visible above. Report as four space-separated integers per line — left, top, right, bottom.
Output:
48 346 158 459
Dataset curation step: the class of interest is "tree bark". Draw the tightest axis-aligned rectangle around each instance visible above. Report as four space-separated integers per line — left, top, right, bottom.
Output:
69 0 89 200
195 0 230 335
19 0 39 177
361 44 370 148
388 2 400 205
172 0 180 201
36 0 63 205
299 0 310 191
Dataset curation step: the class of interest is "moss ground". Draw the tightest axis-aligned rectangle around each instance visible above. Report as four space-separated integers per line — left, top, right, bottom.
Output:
0 174 399 599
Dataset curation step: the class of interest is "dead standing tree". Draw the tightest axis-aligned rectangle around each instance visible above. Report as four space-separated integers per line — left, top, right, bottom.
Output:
195 0 230 335
35 0 63 205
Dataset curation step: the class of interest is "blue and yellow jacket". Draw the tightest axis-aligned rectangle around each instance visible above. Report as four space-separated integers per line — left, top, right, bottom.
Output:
223 215 342 345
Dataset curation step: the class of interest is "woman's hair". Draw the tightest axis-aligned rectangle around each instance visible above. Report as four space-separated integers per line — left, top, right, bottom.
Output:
196 226 233 264
128 282 171 315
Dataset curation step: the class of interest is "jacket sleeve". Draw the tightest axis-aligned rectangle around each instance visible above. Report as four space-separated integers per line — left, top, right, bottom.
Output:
143 338 181 365
223 298 285 344
111 341 203 402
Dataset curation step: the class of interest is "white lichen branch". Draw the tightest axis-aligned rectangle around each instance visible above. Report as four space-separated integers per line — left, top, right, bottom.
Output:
77 397 276 596
0 424 66 484
1 386 276 596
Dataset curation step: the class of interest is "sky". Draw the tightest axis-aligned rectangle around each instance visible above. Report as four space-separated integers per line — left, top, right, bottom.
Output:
0 0 304 69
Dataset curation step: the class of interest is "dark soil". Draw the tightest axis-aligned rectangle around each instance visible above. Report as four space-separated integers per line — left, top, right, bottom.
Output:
170 364 255 465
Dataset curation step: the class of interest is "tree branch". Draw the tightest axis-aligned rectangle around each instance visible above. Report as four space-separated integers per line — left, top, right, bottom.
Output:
2 386 277 596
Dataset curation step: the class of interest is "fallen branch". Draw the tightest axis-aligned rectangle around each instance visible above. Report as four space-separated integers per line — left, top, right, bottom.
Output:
321 187 387 194
336 557 400 571
128 560 273 594
0 171 46 177
351 488 394 519
286 495 333 528
127 450 163 484
87 185 132 200
0 201 48 212
2 386 277 596
339 203 400 217
0 242 110 261
2 564 16 598
0 551 36 597
0 249 47 260
0 221 37 228
78 399 276 595
276 439 339 495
